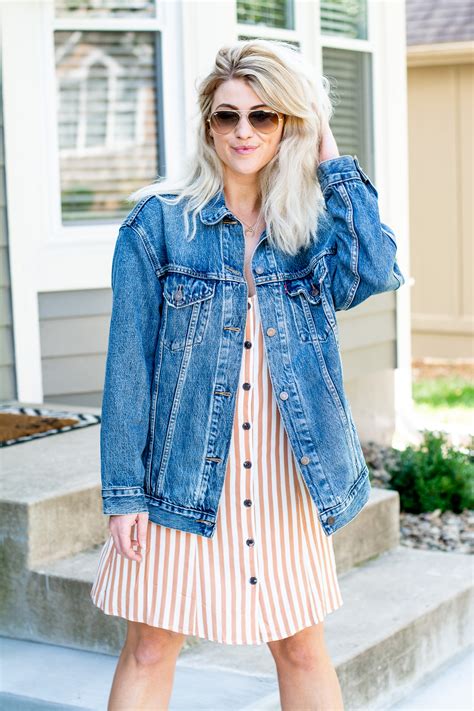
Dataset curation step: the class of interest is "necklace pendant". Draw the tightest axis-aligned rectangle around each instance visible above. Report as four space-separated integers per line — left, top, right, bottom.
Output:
245 227 254 237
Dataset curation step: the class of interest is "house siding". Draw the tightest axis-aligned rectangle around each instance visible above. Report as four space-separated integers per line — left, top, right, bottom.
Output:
0 49 17 401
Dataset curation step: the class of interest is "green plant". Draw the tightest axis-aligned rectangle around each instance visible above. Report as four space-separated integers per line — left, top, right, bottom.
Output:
413 375 474 409
386 430 474 514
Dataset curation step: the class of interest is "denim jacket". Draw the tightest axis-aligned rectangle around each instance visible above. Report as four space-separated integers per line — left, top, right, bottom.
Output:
100 154 405 538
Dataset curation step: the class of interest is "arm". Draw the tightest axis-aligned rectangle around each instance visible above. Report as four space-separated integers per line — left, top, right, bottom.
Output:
100 223 163 515
316 124 405 311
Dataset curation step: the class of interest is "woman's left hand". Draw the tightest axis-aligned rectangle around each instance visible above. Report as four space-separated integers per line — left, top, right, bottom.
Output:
318 119 340 163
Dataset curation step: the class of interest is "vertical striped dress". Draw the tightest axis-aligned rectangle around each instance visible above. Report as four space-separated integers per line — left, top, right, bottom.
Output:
90 293 343 645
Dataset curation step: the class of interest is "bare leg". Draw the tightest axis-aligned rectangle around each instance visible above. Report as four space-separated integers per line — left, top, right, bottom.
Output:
267 622 344 711
108 620 187 710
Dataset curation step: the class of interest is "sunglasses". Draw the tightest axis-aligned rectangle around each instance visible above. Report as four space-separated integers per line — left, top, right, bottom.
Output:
207 109 284 135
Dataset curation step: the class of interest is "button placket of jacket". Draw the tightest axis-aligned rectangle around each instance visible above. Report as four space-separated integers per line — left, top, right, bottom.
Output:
242 296 258 587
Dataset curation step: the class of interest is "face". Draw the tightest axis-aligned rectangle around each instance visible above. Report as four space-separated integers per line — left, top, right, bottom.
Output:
208 78 285 180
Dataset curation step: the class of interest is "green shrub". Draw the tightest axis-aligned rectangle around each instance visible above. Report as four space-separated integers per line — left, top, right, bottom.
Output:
386 430 474 514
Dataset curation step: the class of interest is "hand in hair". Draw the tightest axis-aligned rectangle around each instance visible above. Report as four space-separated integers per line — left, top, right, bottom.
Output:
318 119 340 164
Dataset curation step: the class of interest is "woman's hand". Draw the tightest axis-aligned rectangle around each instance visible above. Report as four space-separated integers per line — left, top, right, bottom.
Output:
109 511 149 562
318 118 340 164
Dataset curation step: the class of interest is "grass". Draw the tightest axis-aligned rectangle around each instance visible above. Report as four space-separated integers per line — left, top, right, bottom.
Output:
412 375 474 409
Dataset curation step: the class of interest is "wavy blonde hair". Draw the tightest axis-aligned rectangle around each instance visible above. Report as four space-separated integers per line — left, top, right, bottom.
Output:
130 38 334 256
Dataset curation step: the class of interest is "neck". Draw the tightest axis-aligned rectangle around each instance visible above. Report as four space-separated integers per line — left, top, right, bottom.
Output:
223 172 261 221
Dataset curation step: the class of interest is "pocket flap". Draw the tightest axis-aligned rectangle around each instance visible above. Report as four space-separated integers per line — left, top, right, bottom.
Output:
163 273 215 308
285 275 322 305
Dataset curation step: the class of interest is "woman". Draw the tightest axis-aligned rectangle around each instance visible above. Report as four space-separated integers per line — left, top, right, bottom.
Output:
90 39 404 710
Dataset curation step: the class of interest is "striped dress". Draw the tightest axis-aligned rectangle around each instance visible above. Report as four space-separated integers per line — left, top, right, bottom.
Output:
90 293 343 645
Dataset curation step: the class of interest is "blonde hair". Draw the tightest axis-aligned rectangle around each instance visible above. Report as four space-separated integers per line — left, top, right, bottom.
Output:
130 38 334 256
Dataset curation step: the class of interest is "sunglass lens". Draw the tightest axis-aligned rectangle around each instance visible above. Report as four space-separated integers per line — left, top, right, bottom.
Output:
249 111 280 133
210 111 239 132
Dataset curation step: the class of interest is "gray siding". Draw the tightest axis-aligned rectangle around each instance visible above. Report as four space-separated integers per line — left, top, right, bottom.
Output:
39 286 397 408
0 51 17 401
38 288 111 407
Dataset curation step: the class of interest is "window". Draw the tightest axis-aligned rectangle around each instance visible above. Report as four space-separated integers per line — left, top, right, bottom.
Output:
320 0 368 40
237 0 294 30
322 47 373 168
53 2 164 224
321 0 373 175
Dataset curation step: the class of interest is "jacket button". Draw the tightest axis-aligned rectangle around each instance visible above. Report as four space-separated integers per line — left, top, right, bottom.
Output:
243 460 252 468
266 327 276 337
279 391 289 400
300 455 310 465
242 421 251 430
249 576 258 584
246 538 255 547
255 266 264 274
311 284 320 296
243 499 252 507
243 382 251 390
244 340 252 348
327 515 335 525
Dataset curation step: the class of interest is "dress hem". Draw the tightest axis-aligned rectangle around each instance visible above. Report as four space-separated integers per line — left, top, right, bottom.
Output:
89 589 344 646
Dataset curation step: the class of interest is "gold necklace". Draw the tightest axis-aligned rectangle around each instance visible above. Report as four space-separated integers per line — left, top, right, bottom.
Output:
237 210 263 237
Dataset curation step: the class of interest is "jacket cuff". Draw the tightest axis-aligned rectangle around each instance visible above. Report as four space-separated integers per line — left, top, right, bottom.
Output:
101 486 148 515
317 154 372 194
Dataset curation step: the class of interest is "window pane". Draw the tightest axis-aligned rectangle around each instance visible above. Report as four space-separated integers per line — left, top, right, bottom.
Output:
238 34 300 49
320 0 368 40
322 47 373 175
55 30 162 224
237 0 294 30
55 0 155 18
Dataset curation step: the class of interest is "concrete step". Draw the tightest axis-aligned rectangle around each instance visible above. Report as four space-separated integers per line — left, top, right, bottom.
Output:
0 399 399 574
2 546 471 710
6 484 396 651
0 404 107 569
178 546 473 711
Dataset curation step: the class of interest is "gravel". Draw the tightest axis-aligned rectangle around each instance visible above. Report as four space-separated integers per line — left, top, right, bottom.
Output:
361 440 473 555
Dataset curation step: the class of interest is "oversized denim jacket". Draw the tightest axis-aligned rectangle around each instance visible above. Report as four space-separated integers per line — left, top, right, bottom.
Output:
100 154 406 538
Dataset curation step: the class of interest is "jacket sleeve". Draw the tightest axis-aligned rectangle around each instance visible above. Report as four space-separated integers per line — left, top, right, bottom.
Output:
100 223 163 515
316 154 406 311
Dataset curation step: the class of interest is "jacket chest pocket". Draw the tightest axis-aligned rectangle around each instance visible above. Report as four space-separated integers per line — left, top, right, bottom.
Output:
285 263 334 343
162 274 215 351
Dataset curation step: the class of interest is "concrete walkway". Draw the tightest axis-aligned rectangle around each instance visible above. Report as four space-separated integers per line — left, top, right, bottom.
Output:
1 636 472 710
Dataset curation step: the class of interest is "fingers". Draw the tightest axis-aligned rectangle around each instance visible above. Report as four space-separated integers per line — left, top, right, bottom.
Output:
109 513 145 562
137 512 149 552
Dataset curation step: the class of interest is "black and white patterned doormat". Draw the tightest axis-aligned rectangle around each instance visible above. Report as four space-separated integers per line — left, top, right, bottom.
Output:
0 404 101 447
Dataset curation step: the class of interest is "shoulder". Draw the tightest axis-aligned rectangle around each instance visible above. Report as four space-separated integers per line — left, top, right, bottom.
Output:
121 193 182 231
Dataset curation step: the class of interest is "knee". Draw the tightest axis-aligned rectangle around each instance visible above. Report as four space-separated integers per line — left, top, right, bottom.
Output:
125 623 186 668
276 639 322 672
268 626 328 672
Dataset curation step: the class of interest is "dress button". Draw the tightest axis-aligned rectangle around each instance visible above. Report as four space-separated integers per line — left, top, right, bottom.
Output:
243 382 251 390
242 421 251 430
243 460 252 468
243 499 252 507
255 266 264 275
246 538 255 547
244 340 252 349
266 327 276 337
327 515 335 525
249 576 258 584
300 455 310 465
279 391 289 400
248 302 251 309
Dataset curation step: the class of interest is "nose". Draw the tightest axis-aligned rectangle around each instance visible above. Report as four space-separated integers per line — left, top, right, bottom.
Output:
234 115 254 139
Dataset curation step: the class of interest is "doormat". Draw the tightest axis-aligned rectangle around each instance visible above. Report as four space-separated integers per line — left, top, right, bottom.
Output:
0 405 101 447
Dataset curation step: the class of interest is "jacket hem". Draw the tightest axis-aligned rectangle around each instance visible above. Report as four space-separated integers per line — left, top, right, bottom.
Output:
319 464 371 536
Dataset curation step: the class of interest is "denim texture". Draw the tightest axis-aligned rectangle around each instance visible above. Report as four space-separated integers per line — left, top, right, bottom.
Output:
100 154 406 538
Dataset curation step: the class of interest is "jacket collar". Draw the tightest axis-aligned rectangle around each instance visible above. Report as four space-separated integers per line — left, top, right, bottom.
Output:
199 189 233 225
